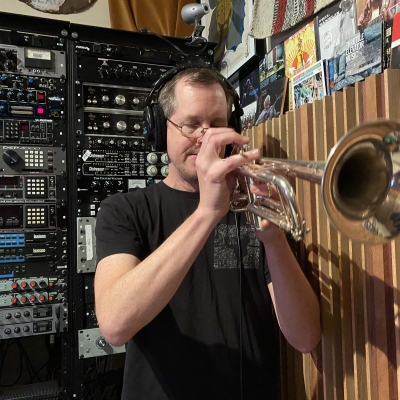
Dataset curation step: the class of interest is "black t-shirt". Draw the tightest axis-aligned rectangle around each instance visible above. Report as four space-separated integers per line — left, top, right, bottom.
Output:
96 182 278 400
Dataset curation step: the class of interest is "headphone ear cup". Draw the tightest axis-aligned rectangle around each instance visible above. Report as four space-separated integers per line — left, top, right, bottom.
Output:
229 113 241 134
153 104 167 152
143 105 155 145
229 102 243 134
143 103 167 152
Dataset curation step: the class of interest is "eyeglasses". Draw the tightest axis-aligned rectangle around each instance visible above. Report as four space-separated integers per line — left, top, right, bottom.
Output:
167 118 209 139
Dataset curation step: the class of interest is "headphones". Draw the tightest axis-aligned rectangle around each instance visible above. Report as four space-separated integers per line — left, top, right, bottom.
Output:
143 64 243 152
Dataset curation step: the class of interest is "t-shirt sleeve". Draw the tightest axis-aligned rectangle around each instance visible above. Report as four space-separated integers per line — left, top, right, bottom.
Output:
95 194 145 263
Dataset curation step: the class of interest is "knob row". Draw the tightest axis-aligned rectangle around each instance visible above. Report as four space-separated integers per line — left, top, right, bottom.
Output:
97 64 157 81
87 121 139 132
86 94 140 107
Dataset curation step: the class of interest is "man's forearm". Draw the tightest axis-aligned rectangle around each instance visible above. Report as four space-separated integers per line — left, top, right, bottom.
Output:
96 207 219 345
264 233 321 353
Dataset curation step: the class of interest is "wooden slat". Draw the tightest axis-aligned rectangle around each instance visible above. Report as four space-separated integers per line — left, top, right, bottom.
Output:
392 233 400 400
272 117 281 157
363 74 390 400
253 122 265 153
265 120 274 157
315 95 336 400
329 90 346 400
299 103 317 400
279 114 288 159
248 125 255 149
289 106 310 400
383 69 400 119
285 111 297 191
339 86 358 400
310 98 325 400
352 80 372 400
344 84 368 400
382 69 400 400
293 106 307 306
283 109 299 400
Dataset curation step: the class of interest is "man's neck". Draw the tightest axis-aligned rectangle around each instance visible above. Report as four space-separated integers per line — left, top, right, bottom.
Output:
163 174 199 193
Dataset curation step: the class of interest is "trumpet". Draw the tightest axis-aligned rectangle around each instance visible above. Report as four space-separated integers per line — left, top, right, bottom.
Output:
230 119 400 245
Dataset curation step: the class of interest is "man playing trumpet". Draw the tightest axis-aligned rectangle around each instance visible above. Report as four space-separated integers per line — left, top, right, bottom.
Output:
94 67 321 400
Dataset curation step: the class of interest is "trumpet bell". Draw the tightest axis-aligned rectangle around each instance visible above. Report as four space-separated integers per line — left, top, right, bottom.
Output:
231 119 400 245
323 120 400 244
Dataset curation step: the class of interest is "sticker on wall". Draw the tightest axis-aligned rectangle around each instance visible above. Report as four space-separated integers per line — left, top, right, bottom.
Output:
19 0 97 14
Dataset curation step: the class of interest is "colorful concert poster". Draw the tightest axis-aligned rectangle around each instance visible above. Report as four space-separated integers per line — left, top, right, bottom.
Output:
284 21 317 80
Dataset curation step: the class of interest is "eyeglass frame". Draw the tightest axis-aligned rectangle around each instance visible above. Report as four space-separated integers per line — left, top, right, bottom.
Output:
167 118 211 139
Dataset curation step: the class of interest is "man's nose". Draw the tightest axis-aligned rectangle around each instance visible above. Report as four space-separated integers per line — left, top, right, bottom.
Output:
196 128 208 143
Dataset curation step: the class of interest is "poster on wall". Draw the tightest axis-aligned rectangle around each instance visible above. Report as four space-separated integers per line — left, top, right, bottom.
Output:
201 0 256 78
241 101 258 132
284 21 317 80
292 60 326 109
239 68 260 107
355 0 400 29
254 77 287 125
19 0 97 14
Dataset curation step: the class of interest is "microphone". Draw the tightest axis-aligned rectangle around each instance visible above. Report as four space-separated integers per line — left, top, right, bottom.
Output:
181 3 210 25
181 3 210 47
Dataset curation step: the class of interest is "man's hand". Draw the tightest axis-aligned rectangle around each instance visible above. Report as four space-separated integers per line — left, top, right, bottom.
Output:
249 179 285 243
195 127 260 220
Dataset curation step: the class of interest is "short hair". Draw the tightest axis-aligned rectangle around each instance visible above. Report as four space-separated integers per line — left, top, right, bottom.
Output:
158 68 237 120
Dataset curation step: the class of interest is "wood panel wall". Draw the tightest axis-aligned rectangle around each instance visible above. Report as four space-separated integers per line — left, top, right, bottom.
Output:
243 69 400 400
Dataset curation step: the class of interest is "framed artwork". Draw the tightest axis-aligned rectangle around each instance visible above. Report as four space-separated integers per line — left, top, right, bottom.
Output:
201 0 256 78
19 0 97 14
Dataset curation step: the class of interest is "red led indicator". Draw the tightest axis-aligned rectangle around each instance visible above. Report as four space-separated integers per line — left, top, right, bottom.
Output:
37 92 45 102
37 107 45 115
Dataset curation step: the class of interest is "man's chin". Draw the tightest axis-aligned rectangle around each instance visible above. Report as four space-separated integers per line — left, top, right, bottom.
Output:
180 165 198 183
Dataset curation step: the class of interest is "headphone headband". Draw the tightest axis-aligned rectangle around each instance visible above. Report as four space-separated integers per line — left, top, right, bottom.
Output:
145 64 187 105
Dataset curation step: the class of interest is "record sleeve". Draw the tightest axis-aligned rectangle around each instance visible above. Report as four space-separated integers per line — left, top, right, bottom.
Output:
292 60 326 109
316 0 357 61
239 67 261 108
254 77 287 126
356 0 400 30
331 21 383 92
259 43 285 89
391 11 400 67
284 21 317 80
